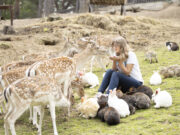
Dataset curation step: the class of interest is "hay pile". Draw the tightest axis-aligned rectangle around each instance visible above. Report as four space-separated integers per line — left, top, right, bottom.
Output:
160 65 180 78
75 14 120 32
90 0 126 5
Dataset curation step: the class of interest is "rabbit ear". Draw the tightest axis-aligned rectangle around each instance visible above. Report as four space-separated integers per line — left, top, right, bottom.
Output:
81 97 85 103
155 90 158 95
155 88 161 95
129 87 134 92
112 89 116 95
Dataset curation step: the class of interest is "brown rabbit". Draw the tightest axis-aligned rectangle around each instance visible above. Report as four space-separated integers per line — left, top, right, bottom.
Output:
129 85 153 99
116 90 136 114
97 94 108 109
97 107 108 122
133 92 151 109
121 94 136 114
104 107 120 125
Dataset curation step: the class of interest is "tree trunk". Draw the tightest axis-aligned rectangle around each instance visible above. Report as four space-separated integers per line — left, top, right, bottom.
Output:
79 0 90 13
54 0 59 11
14 0 20 19
38 0 44 17
75 0 79 13
43 0 55 17
0 0 2 18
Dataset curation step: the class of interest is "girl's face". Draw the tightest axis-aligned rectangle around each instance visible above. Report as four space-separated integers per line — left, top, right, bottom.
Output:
114 45 121 54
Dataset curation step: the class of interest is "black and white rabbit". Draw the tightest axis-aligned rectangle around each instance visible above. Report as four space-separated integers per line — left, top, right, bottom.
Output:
166 42 179 51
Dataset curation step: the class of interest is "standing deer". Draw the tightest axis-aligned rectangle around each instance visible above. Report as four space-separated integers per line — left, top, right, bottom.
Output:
0 67 30 114
0 60 36 73
25 43 107 128
26 43 107 97
3 76 71 135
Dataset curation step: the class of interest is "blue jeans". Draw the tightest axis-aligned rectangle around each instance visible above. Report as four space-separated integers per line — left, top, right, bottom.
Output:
98 69 142 94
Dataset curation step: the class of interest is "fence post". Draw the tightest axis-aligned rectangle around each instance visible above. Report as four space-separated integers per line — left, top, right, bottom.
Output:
10 5 13 26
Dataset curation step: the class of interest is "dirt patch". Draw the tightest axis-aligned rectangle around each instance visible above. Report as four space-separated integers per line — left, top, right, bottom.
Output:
0 7 180 66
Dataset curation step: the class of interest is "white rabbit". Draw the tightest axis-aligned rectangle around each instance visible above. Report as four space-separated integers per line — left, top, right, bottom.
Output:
150 71 162 85
108 89 130 117
81 72 99 88
78 97 100 119
152 88 172 108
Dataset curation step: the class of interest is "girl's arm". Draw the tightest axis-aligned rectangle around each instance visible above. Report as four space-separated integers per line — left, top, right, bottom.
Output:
112 60 117 70
119 62 134 75
110 56 117 70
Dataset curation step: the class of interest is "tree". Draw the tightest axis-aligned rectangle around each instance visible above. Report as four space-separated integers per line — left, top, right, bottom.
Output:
38 0 44 17
76 0 90 13
43 0 55 17
0 0 3 18
14 0 20 19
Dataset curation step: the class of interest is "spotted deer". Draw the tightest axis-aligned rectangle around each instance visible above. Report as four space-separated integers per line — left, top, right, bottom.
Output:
24 43 106 128
0 67 30 114
3 76 71 135
0 60 36 73
26 43 107 97
77 35 121 71
22 38 78 62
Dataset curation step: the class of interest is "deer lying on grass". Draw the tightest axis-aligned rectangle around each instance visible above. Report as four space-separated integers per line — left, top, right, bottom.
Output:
3 76 71 135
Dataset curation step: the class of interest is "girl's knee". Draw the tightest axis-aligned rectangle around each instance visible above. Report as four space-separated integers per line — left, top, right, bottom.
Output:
111 72 119 78
106 69 114 73
105 69 115 76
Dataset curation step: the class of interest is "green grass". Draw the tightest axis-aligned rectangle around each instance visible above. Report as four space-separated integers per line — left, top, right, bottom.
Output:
0 47 180 135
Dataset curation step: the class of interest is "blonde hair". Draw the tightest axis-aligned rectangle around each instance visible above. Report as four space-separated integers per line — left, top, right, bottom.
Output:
112 36 130 61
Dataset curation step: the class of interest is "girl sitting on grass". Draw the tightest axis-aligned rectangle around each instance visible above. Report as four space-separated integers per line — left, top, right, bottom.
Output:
97 37 144 94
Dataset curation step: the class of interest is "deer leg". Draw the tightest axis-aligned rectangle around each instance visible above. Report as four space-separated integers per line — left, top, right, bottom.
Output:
33 106 41 129
2 102 6 113
8 105 29 135
150 58 152 64
96 57 106 71
37 106 44 135
49 102 58 135
4 98 15 135
90 56 95 72
4 105 13 135
156 57 158 63
29 106 33 122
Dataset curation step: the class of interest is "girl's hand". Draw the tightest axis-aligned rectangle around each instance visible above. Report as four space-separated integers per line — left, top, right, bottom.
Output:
109 56 115 61
109 56 120 61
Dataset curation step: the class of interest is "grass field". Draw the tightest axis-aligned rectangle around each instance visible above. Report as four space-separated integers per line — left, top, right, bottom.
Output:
0 47 179 135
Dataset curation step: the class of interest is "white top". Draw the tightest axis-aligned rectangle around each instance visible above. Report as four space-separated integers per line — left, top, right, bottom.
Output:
117 51 144 83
